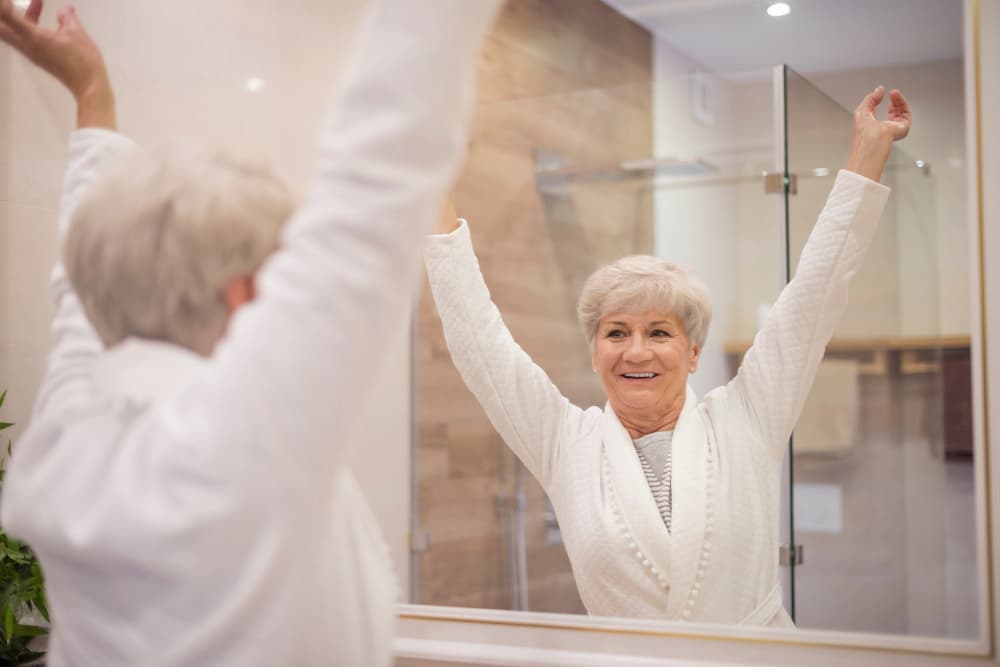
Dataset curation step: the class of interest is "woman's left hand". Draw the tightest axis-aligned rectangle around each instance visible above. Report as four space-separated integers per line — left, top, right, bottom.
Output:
845 85 911 182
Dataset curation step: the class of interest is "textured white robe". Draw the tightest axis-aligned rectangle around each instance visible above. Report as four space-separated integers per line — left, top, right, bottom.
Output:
425 170 889 626
0 1 501 665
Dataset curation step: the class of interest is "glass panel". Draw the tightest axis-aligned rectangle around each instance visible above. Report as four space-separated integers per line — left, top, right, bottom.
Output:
784 67 978 637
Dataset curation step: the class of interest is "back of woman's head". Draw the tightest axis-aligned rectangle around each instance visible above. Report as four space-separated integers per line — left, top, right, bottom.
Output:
65 147 295 355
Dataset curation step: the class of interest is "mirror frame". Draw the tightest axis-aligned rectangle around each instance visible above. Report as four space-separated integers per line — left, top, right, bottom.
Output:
398 0 994 660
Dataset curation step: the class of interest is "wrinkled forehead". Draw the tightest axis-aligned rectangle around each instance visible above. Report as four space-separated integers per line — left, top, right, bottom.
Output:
596 308 683 329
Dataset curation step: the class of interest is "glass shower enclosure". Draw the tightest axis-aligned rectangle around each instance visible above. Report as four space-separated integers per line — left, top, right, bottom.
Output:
410 65 978 637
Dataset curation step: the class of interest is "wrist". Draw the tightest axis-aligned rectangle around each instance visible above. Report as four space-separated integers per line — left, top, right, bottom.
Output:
846 135 891 182
74 76 116 130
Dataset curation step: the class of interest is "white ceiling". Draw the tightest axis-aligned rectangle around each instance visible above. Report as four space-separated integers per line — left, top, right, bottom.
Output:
601 0 963 76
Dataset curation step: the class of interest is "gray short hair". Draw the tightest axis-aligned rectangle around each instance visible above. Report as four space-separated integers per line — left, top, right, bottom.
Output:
65 147 295 355
577 255 712 348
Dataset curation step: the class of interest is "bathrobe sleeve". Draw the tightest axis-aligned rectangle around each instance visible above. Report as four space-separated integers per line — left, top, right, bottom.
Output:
424 220 586 488
152 0 504 488
727 169 890 460
32 129 137 420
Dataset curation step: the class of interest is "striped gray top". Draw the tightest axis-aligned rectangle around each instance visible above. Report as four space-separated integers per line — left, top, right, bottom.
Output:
633 431 674 533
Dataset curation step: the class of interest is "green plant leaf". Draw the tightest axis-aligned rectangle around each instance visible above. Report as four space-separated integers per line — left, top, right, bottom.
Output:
4 546 28 566
11 623 46 639
0 390 47 664
34 590 48 624
16 649 46 665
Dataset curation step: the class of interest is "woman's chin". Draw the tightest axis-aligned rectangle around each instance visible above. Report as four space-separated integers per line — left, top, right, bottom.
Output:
613 391 662 411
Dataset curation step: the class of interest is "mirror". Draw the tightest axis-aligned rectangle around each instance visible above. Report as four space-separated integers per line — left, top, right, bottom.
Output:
409 0 986 647
0 0 986 657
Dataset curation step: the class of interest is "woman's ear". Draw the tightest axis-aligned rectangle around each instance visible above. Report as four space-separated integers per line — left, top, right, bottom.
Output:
223 274 256 315
689 343 702 374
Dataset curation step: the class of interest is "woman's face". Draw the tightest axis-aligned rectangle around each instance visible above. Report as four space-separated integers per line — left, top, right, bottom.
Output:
591 309 701 420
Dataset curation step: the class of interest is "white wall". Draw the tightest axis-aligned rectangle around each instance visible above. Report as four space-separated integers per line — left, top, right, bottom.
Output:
0 0 413 595
809 60 969 337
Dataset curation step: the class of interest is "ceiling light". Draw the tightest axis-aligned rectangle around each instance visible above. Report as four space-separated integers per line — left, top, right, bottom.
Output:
244 77 266 93
766 2 791 17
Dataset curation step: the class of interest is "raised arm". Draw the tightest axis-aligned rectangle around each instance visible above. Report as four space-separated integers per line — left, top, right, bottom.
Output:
425 201 588 488
168 0 505 484
0 0 134 418
730 86 909 459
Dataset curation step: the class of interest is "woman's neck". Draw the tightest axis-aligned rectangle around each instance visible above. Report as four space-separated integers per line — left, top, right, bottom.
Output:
615 391 686 440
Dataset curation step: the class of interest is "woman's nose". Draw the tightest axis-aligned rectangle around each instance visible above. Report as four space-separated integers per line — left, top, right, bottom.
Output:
623 336 652 361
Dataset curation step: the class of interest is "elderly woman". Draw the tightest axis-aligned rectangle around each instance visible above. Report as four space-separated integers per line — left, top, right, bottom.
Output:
0 0 500 665
427 86 910 627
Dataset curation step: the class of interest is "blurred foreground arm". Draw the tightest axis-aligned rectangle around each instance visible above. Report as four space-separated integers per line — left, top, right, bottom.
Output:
185 0 504 480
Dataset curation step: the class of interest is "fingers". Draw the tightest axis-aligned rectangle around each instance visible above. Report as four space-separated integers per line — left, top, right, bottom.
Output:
0 21 24 50
886 89 911 140
888 89 911 120
56 5 71 29
856 85 885 116
25 0 42 24
0 1 26 50
0 0 35 40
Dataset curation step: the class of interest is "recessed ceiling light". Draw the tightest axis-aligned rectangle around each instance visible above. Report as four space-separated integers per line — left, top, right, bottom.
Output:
244 77 266 93
766 2 791 17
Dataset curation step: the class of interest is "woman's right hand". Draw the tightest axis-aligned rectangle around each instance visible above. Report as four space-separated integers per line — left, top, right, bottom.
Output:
845 85 911 183
0 0 115 129
435 193 461 235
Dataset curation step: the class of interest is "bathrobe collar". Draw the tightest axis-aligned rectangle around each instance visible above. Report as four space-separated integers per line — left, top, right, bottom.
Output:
602 384 710 615
93 338 206 404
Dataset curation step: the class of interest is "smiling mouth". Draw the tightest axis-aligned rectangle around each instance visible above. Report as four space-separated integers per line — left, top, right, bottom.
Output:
621 372 659 379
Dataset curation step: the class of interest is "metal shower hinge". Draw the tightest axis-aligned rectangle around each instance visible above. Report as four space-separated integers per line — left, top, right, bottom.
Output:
779 543 804 567
764 172 798 194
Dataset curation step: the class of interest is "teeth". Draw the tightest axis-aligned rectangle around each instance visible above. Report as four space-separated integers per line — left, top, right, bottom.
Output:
624 372 656 378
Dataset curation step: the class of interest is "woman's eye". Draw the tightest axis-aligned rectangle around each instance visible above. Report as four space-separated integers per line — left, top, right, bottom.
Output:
651 329 671 337
606 330 626 338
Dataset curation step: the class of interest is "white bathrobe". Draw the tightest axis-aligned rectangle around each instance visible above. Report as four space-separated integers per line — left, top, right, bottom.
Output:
0 1 501 665
425 170 889 626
